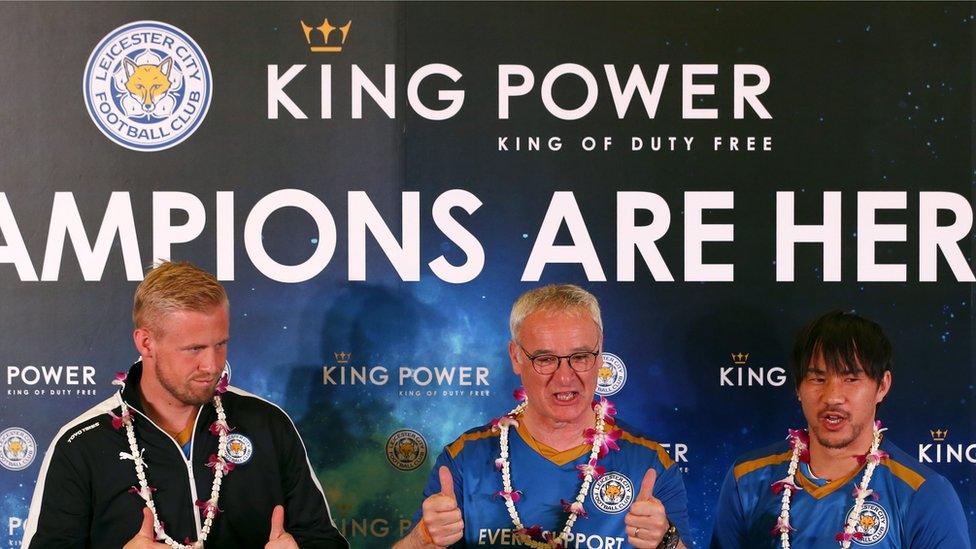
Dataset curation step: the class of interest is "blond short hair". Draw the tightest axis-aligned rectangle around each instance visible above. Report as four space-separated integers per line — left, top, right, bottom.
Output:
509 284 603 341
133 261 228 332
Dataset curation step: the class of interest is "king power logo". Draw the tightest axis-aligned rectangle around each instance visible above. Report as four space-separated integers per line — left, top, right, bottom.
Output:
720 353 787 387
6 364 98 397
323 352 491 398
918 429 976 464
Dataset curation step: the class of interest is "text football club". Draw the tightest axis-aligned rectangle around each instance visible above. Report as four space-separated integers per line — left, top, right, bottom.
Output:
385 429 427 471
84 20 212 151
846 501 889 545
0 427 37 471
223 433 254 465
590 471 634 514
595 352 627 396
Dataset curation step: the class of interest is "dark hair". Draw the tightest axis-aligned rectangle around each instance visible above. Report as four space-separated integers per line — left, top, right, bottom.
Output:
792 310 892 388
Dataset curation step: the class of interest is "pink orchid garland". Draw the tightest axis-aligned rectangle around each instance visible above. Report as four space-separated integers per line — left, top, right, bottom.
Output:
497 388 619 548
113 369 234 548
772 421 886 548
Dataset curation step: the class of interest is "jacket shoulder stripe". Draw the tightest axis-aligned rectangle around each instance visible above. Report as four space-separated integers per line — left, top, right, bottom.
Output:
446 428 498 459
882 457 926 491
617 430 675 469
733 449 794 481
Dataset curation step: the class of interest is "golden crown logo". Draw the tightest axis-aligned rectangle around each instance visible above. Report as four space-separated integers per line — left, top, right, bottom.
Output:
930 429 948 442
300 19 351 53
731 352 749 365
334 351 351 364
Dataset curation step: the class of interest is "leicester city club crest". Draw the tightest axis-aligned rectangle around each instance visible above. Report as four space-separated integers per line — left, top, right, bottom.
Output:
0 427 37 471
386 429 428 471
591 471 633 514
847 501 889 545
83 21 212 151
596 352 627 396
224 433 253 465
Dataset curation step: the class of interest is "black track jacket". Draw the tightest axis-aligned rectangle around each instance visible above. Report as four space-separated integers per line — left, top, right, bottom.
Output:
22 362 348 548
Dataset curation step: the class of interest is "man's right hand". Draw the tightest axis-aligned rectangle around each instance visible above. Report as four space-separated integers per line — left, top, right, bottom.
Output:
122 507 169 548
418 466 463 547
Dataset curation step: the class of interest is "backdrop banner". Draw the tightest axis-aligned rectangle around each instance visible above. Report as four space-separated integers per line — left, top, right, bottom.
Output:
0 3 973 546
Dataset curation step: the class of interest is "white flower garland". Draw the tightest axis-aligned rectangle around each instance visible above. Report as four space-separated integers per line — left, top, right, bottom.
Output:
494 393 618 548
112 371 234 548
772 421 887 549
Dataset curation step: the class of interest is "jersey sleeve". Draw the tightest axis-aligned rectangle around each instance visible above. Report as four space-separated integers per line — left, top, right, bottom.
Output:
274 408 349 548
21 435 93 548
905 474 970 549
408 447 465 547
709 466 748 549
655 458 691 541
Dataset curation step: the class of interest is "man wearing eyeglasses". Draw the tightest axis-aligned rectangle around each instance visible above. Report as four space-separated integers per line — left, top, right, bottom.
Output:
395 285 688 549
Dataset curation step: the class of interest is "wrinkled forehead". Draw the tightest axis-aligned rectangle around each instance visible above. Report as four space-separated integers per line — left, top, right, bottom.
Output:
516 307 601 339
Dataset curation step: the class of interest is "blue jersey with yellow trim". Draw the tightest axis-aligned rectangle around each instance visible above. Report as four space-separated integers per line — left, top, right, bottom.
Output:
413 418 689 548
710 439 969 548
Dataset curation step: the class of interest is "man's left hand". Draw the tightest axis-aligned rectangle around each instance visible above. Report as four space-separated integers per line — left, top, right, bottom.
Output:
624 468 669 548
265 505 299 549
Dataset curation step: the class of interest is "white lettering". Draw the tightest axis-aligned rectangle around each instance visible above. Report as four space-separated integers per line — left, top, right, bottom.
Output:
41 192 142 281
616 192 673 281
407 64 464 120
244 189 337 283
776 191 842 281
522 192 605 281
348 191 420 281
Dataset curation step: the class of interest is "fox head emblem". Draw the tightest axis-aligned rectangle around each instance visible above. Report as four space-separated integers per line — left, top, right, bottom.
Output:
6 439 23 456
859 514 876 530
603 483 622 500
123 58 173 113
397 440 417 459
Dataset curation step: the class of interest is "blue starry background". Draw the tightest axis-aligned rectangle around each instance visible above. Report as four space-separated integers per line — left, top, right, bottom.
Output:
0 2 974 547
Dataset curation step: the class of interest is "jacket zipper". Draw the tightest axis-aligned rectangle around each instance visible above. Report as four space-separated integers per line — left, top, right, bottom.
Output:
127 404 207 537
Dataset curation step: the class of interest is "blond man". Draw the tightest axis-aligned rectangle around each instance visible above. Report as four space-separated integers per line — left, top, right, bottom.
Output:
23 261 347 548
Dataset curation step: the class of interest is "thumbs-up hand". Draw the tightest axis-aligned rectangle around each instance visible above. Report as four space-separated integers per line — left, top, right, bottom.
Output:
265 505 299 549
623 468 669 548
122 507 169 548
417 466 464 547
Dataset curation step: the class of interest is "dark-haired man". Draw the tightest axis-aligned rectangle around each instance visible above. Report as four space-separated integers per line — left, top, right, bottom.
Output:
711 310 969 548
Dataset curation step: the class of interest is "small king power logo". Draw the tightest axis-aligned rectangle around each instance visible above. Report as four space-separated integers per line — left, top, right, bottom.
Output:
918 428 976 464
719 352 787 387
83 21 212 151
300 18 351 53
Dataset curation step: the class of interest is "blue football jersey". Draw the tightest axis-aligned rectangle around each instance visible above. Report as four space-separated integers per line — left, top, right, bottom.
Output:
412 418 689 548
710 438 970 548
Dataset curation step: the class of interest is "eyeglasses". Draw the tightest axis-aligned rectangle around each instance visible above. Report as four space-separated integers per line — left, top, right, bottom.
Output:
517 342 601 375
